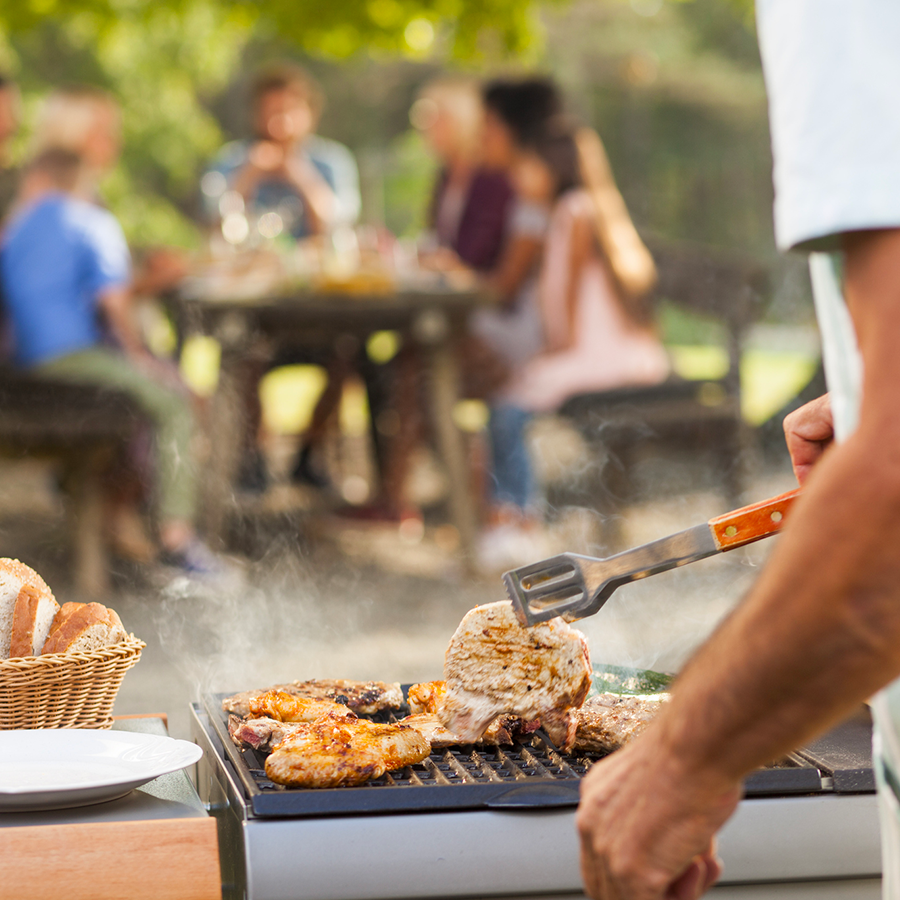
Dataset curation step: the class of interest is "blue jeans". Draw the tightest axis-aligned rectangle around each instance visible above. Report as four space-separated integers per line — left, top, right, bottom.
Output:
488 404 535 511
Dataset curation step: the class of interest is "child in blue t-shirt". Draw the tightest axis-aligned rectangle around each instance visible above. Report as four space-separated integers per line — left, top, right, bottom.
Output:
1 148 227 579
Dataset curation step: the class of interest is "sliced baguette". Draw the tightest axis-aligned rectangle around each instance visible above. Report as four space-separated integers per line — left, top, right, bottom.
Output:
0 559 56 659
9 584 60 657
42 602 127 655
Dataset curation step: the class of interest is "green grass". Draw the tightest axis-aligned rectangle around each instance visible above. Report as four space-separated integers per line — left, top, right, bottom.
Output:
669 344 820 426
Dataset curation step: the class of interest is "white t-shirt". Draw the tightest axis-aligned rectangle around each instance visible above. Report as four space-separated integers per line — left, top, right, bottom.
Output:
757 3 900 889
757 0 900 254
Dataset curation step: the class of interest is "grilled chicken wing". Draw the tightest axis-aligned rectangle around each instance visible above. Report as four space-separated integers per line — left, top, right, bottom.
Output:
264 713 431 788
249 690 357 723
440 601 591 750
407 680 448 715
572 692 670 753
223 679 404 718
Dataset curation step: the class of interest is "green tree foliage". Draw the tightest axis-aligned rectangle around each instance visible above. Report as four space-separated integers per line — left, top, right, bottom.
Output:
2 2 253 246
0 0 759 249
0 0 570 246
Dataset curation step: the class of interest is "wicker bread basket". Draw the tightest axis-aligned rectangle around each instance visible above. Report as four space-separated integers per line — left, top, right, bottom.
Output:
0 635 145 730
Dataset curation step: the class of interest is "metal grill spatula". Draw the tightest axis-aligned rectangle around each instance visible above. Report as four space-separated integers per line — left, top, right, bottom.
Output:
504 488 800 626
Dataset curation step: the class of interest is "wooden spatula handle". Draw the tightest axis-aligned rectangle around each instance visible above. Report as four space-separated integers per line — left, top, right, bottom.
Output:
708 488 801 551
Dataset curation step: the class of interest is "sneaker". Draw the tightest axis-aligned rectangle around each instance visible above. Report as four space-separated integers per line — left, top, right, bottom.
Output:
158 537 239 585
476 522 546 574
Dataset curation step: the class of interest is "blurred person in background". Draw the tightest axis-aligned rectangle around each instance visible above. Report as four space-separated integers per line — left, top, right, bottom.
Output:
25 86 189 564
0 74 22 361
340 77 548 526
476 82 668 571
414 76 514 274
2 117 226 579
204 63 362 493
503 124 667 408
29 86 187 298
345 77 517 525
205 62 359 239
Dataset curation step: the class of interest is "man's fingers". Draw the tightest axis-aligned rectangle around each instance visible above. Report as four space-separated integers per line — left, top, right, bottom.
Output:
667 859 704 900
700 839 723 893
783 394 834 484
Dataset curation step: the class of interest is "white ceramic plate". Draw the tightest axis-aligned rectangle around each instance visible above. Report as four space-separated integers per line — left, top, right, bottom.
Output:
0 729 203 811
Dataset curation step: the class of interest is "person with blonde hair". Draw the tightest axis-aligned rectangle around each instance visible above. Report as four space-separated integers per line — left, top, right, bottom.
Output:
336 76 527 525
413 76 514 272
29 86 121 196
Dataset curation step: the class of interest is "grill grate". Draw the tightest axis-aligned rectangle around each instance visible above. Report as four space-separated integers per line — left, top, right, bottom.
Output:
203 692 827 818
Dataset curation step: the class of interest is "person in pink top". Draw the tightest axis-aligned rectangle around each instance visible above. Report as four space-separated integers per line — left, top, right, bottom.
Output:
479 108 669 570
501 123 669 413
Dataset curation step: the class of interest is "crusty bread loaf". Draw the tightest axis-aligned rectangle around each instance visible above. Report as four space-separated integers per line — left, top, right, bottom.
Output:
0 559 57 659
42 602 127 655
9 584 61 657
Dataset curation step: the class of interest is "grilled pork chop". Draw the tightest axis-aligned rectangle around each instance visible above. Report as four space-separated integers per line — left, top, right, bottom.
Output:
223 679 404 718
265 713 431 788
440 601 591 750
572 692 670 753
249 690 356 723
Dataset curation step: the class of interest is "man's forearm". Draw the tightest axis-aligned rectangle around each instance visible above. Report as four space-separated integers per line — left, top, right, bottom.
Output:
652 229 900 793
655 433 900 791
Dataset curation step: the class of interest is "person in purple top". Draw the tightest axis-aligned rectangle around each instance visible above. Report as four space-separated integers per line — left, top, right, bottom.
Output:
415 77 515 274
342 78 551 528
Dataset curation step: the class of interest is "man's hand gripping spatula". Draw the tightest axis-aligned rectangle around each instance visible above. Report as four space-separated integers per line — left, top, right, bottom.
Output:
504 489 800 626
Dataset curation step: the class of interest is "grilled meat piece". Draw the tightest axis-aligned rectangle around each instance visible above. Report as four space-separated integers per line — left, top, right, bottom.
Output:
405 680 540 748
400 713 463 749
407 680 447 715
250 690 357 723
400 711 530 748
223 679 404 718
441 601 591 750
265 713 431 788
572 692 670 753
223 684 306 718
228 715 309 752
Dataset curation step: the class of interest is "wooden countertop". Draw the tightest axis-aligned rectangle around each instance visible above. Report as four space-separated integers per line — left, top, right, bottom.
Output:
0 715 220 900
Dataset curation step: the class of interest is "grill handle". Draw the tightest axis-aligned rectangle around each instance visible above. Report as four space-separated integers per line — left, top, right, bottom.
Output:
484 782 580 809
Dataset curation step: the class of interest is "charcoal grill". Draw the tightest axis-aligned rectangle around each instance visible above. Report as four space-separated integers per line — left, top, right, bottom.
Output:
192 692 882 900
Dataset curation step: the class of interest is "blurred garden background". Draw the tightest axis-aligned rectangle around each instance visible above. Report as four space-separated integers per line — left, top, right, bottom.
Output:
0 0 819 435
0 0 824 734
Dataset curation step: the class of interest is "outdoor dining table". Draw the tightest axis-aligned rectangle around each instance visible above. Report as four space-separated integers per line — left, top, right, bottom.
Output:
169 274 489 557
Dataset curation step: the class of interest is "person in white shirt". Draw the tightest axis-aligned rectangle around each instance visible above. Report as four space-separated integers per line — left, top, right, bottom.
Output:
576 3 900 898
